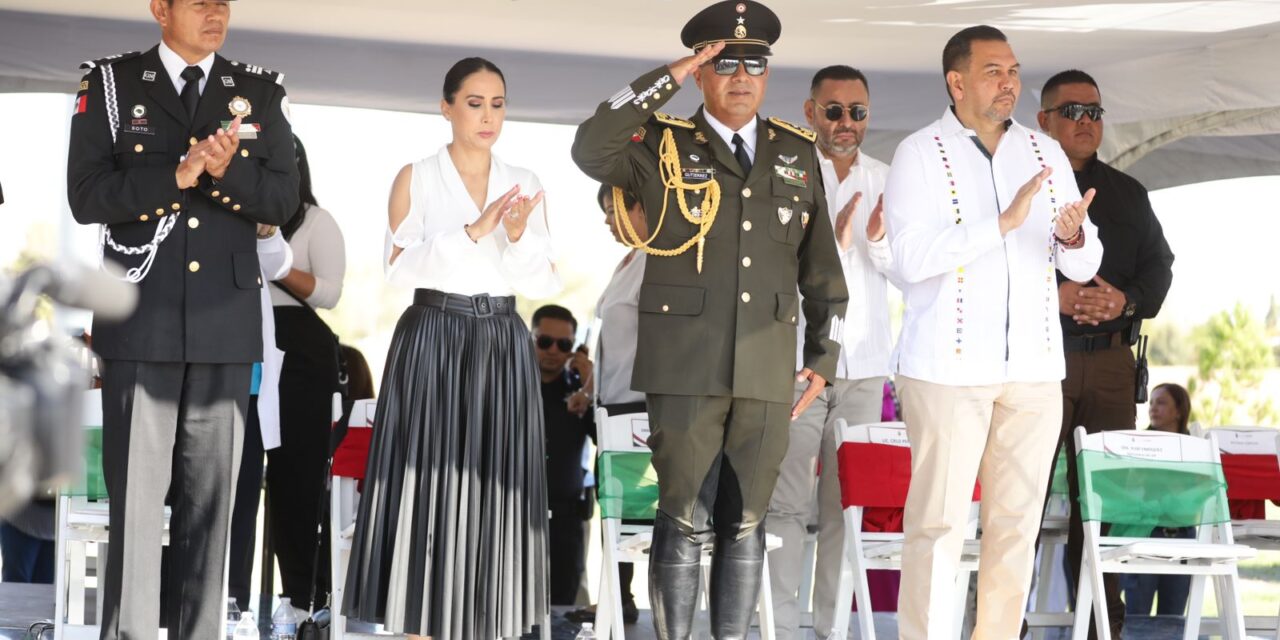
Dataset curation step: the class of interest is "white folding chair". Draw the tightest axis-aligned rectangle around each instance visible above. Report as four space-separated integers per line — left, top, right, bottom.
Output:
1071 428 1256 640
1197 425 1280 636
828 420 980 640
55 389 171 640
592 405 779 640
329 396 375 640
1027 445 1074 638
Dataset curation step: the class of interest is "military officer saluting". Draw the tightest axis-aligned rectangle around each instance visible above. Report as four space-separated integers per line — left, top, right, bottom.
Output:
66 1 298 639
572 2 848 638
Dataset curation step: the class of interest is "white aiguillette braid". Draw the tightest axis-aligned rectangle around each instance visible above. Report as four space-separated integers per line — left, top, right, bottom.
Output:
98 62 181 284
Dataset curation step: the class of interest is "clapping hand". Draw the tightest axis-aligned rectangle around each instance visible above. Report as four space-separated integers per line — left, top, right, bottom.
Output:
1055 188 1095 242
833 191 863 251
999 166 1051 236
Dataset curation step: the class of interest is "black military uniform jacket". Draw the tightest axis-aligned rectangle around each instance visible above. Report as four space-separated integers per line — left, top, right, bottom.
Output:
68 46 299 364
573 66 849 404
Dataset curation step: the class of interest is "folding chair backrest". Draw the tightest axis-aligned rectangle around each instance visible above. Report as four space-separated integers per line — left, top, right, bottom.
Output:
836 421 911 510
71 389 106 501
332 399 376 481
1050 445 1069 495
595 406 657 521
1206 427 1280 507
1073 428 1231 535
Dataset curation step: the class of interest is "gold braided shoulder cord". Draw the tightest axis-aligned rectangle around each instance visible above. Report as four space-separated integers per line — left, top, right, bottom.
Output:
613 128 720 273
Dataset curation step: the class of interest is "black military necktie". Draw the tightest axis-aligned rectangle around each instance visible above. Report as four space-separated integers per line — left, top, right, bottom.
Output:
731 132 753 174
179 65 204 120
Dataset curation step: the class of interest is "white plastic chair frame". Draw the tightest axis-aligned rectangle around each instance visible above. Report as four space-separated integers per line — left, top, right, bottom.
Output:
1070 427 1255 640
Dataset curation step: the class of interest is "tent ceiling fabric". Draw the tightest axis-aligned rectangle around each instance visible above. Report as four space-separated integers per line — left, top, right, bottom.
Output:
1 1 1278 189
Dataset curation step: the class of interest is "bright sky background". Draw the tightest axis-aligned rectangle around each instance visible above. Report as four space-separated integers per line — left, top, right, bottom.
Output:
1 92 1274 377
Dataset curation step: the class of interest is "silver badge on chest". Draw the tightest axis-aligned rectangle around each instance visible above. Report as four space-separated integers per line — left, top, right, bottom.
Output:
777 206 793 225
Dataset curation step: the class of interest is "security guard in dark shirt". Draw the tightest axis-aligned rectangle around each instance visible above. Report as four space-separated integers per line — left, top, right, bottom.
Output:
1035 69 1175 640
572 2 848 637
65 2 298 639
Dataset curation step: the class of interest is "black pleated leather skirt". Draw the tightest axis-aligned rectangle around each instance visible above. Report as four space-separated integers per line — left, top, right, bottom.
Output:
343 289 549 639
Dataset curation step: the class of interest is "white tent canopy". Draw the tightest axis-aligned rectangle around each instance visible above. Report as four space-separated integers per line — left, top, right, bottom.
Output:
3 0 1278 190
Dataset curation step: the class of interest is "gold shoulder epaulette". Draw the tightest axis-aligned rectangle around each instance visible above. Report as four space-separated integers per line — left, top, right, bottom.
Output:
768 117 816 143
653 112 696 129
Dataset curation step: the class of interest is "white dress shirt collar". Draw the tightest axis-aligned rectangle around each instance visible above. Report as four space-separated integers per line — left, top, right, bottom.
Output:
702 109 758 160
157 40 215 97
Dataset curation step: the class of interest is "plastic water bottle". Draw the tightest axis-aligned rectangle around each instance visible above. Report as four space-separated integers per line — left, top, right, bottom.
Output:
233 612 258 640
575 622 597 640
225 598 241 640
271 598 298 640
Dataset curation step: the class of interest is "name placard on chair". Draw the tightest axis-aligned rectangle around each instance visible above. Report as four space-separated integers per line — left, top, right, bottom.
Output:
630 416 650 448
867 425 909 447
1101 432 1185 461
1215 429 1278 455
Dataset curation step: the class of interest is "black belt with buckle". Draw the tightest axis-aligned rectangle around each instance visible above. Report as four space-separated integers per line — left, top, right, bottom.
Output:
414 288 515 317
1063 332 1126 353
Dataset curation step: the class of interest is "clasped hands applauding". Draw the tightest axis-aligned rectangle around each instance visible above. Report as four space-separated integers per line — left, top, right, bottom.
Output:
464 184 545 244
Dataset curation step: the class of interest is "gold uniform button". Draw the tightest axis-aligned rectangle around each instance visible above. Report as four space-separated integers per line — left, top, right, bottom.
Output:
257 277 263 285
139 214 149 222
741 292 751 303
742 220 753 231
662 304 670 312
155 208 164 215
240 149 249 158
665 83 673 90
742 188 752 198
742 257 752 268
233 204 242 211
791 316 797 322
653 92 661 100
188 261 200 273
187 218 200 229
222 196 231 204
641 102 649 109
188 137 198 146
133 144 144 153
793 195 800 202
171 203 181 210
211 190 221 198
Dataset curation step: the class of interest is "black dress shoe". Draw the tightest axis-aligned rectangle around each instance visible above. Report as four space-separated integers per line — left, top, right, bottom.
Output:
622 599 639 625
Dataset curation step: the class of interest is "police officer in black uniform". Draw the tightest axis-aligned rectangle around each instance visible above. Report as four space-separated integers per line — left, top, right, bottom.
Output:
66 1 298 638
573 2 848 638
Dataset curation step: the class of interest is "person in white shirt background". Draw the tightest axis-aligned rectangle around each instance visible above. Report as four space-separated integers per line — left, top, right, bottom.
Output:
766 64 900 640
883 25 1101 640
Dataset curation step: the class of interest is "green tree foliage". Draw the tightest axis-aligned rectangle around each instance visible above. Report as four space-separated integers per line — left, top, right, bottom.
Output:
1186 303 1279 427
1146 320 1195 366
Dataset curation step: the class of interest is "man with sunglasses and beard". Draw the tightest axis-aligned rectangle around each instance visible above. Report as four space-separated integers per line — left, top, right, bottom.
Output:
766 65 900 640
573 2 848 638
532 304 597 606
1031 69 1174 640
882 26 1102 639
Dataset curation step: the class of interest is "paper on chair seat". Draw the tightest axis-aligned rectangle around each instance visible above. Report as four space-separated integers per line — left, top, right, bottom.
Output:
1101 541 1256 563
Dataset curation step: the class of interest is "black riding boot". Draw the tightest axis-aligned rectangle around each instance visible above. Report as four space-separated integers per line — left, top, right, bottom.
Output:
649 514 703 640
709 525 766 640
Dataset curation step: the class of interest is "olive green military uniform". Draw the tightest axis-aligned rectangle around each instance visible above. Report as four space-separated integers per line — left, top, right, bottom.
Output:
574 86 847 539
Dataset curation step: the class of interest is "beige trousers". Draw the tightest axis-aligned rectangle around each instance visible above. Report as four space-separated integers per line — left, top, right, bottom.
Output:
896 376 1062 640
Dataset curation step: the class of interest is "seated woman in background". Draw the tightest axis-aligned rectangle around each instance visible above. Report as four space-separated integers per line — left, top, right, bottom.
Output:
1120 382 1195 616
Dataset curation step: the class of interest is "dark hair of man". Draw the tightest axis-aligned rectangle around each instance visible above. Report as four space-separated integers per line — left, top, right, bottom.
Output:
597 184 639 212
941 25 1008 101
809 65 870 97
1153 383 1193 435
282 134 319 240
340 344 376 401
1040 69 1101 110
532 304 577 334
442 57 506 104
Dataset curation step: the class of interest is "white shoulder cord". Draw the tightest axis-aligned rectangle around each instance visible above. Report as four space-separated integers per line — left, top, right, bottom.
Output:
98 62 181 284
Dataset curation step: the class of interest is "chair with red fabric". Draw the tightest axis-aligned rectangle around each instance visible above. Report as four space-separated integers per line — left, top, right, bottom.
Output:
1195 425 1280 636
828 420 982 640
328 396 376 640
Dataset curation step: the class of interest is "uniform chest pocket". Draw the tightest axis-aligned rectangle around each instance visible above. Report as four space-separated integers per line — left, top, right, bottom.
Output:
114 133 169 167
769 176 808 245
237 137 270 162
232 251 262 290
638 283 705 316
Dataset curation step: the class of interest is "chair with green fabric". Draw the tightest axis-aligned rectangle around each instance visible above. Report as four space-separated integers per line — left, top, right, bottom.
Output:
1071 427 1256 640
591 404 780 640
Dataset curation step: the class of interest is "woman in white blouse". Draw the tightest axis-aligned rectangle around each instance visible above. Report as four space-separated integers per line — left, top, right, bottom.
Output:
343 57 562 640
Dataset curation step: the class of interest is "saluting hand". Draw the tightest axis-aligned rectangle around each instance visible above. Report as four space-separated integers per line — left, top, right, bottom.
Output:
792 368 827 421
833 191 862 252
998 166 1051 236
668 42 725 86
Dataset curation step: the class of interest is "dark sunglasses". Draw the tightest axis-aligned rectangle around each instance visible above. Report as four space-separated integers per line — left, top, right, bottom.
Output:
1046 103 1105 122
821 103 869 123
712 57 768 76
535 335 575 352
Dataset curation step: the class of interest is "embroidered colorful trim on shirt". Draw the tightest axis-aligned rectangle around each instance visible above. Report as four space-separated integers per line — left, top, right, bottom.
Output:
1029 133 1059 353
934 135 966 357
